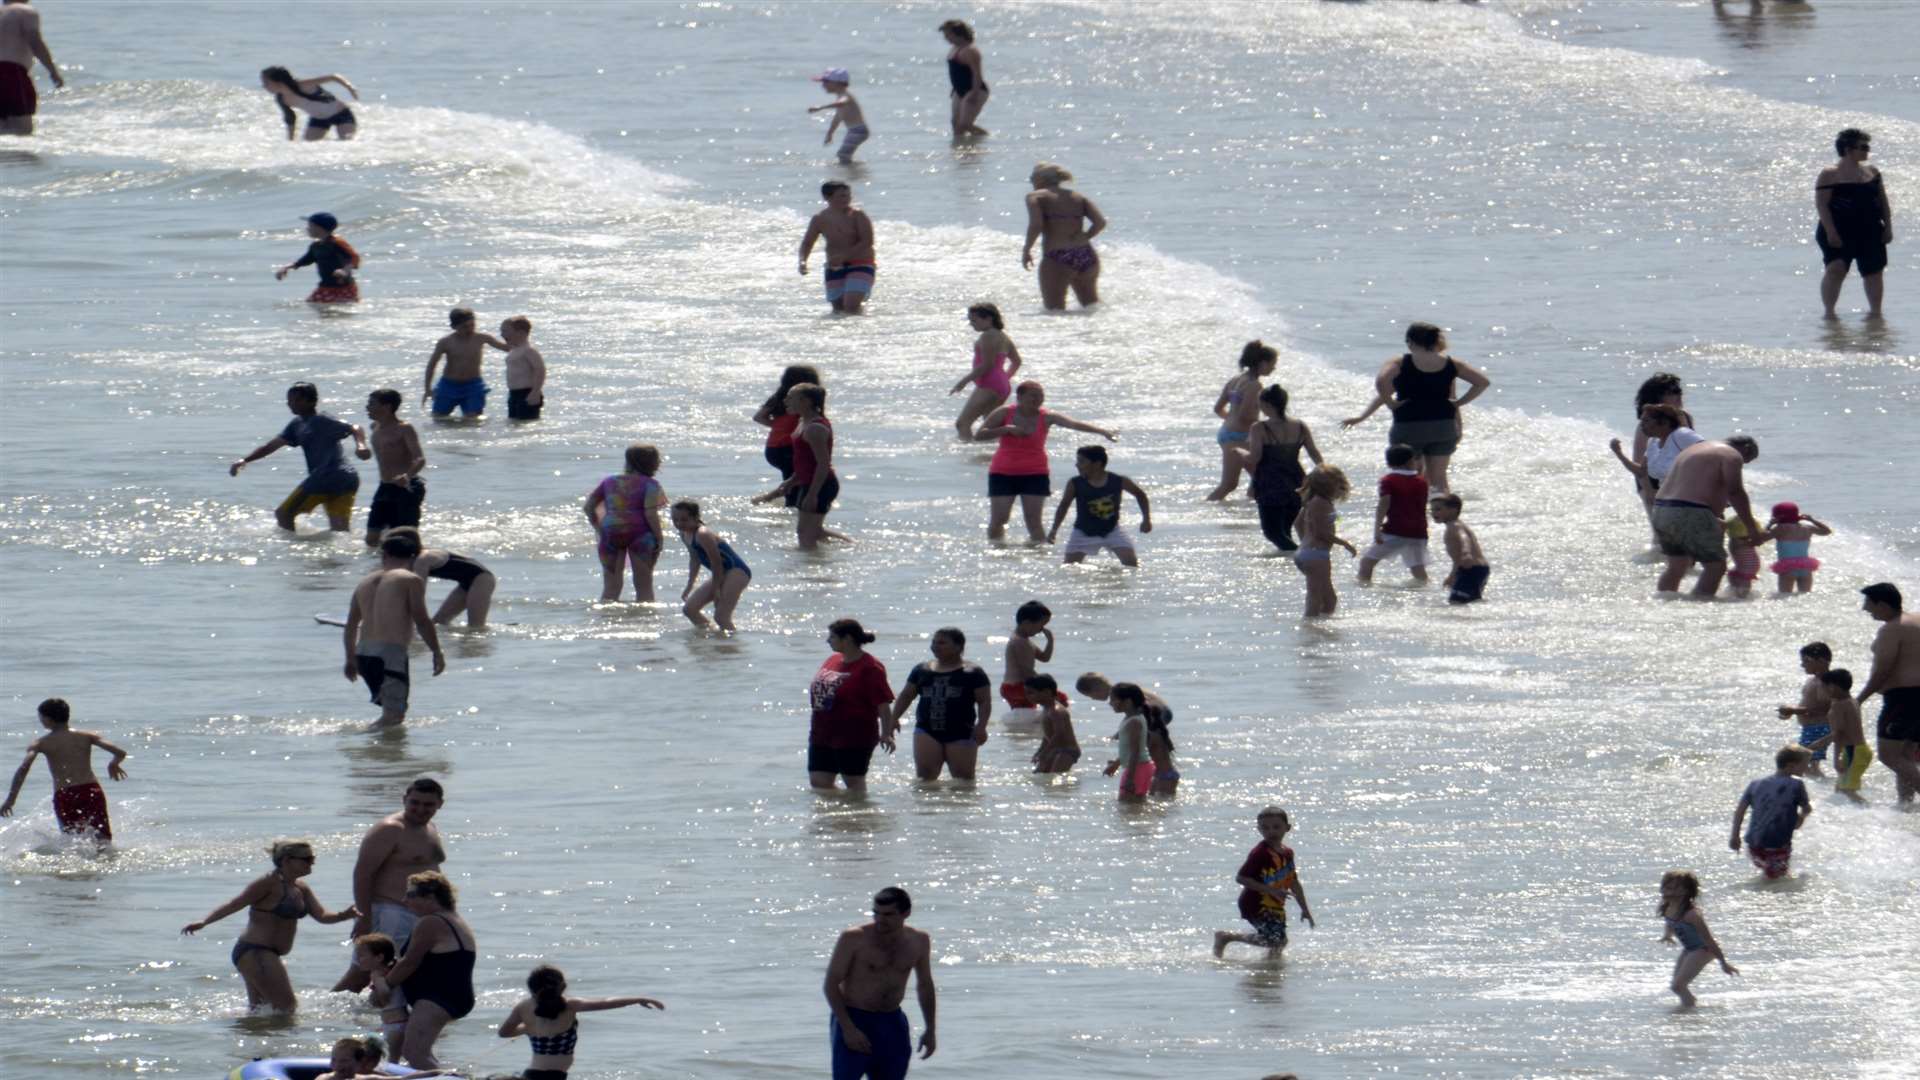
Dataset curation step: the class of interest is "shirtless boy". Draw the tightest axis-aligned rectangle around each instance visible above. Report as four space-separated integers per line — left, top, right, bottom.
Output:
824 886 936 1080
364 389 427 548
333 777 447 994
1430 494 1489 604
999 600 1055 720
1805 670 1873 803
1 698 128 843
799 181 876 314
423 308 507 419
344 531 445 729
806 67 869 164
1857 582 1920 803
501 315 546 421
0 0 63 137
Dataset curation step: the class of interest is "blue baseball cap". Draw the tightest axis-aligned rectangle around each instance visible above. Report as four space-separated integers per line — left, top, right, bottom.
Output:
302 212 339 231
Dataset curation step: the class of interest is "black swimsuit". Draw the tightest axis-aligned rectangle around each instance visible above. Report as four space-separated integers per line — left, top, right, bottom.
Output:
948 57 985 96
429 553 489 591
401 913 476 1019
1816 173 1889 275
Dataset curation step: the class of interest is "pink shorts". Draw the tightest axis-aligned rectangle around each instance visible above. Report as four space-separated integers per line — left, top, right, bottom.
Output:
1119 761 1155 797
1748 845 1791 880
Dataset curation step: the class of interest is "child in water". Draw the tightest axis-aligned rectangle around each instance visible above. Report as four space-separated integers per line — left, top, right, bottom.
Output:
1730 745 1812 880
353 933 410 1054
951 303 1022 439
1077 673 1174 794
1804 670 1873 802
1776 642 1832 777
1026 674 1079 773
1430 493 1490 604
999 600 1055 720
1293 465 1357 618
1657 870 1737 1009
670 500 752 633
275 211 360 303
1214 806 1314 957
1101 682 1155 802
1765 501 1831 594
1723 513 1767 598
807 67 868 164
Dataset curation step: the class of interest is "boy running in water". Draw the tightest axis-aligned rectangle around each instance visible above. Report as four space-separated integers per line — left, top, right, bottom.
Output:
998 600 1054 720
1047 445 1152 567
1214 806 1314 956
1 698 129 843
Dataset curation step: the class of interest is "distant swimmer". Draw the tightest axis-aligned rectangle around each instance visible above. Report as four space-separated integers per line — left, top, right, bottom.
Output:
977 380 1117 544
424 307 507 420
1430 493 1490 604
260 65 359 141
0 0 63 137
806 67 869 164
1648 435 1761 598
1655 870 1737 1010
1293 465 1358 618
180 839 358 1013
1857 582 1920 803
669 500 751 632
940 19 988 138
824 887 937 1076
344 531 446 729
807 619 896 793
333 777 447 995
799 181 876 314
1047 445 1151 567
1213 806 1314 958
275 212 361 303
363 389 427 548
1341 322 1491 495
230 381 369 534
584 443 667 602
950 303 1021 440
498 965 665 1080
1816 128 1892 318
1209 341 1278 501
1022 163 1106 311
500 315 547 421
1 697 127 844
887 626 992 781
1238 384 1323 553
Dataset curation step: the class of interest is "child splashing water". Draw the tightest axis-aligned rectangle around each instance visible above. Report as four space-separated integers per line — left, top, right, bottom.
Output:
1657 870 1737 1009
950 303 1022 439
1766 501 1831 594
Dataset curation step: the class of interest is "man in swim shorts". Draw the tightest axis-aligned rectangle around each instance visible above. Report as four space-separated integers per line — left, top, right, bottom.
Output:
1649 435 1760 598
423 307 507 419
230 382 370 533
0 0 62 137
363 389 427 548
1 698 129 843
1857 582 1920 804
799 181 876 314
824 886 937 1080
334 778 447 994
344 531 444 730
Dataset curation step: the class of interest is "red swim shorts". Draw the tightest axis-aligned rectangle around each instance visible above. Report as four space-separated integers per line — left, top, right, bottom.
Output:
53 781 112 842
307 281 360 304
1747 845 1791 880
0 62 35 120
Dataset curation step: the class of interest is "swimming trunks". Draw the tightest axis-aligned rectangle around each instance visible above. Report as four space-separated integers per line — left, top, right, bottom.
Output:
507 388 543 421
431 376 488 417
1798 724 1831 763
306 107 356 131
824 263 875 303
1835 743 1875 792
307 281 360 304
355 642 410 713
835 124 870 161
1043 245 1098 274
52 781 112 841
806 742 876 777
1361 534 1428 568
1651 501 1726 563
524 1070 568 1080
999 682 1035 710
1747 845 1792 880
1448 564 1490 604
1216 427 1249 445
830 1006 911 1080
0 61 37 120
1878 686 1920 741
367 477 426 533
372 899 419 952
986 472 1049 498
401 913 476 1019
1064 526 1136 559
1245 916 1288 949
278 485 356 524
785 472 841 514
428 553 489 591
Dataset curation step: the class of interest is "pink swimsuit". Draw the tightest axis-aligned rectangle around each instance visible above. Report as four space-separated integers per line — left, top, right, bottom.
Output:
972 347 1012 398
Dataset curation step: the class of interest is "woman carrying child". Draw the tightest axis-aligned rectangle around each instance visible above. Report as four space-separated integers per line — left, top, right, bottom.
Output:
584 443 666 602
498 964 665 1080
1292 466 1357 618
950 303 1023 439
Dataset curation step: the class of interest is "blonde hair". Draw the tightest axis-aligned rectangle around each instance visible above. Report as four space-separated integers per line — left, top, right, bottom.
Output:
268 839 314 866
1775 744 1813 769
406 870 458 909
1031 162 1073 187
1300 464 1351 502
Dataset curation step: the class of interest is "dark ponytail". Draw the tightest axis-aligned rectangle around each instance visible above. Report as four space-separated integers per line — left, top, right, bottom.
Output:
828 618 877 645
1238 340 1278 371
529 964 568 1019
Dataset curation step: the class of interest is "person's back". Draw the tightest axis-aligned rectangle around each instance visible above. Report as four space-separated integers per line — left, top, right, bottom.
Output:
0 4 41 67
2 699 127 841
1655 441 1736 510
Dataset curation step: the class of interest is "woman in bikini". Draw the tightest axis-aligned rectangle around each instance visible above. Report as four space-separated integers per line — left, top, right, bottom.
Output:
260 66 360 141
1022 162 1107 311
950 302 1023 439
499 965 665 1080
181 840 358 1012
940 19 989 137
1208 340 1279 500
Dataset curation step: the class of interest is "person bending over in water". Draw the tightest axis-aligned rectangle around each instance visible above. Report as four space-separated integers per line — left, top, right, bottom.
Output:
499 964 665 1080
1 697 128 843
181 839 358 1013
670 500 752 632
382 528 497 628
940 19 988 137
1209 341 1278 500
260 65 359 140
951 303 1022 439
1022 162 1105 310
800 181 876 313
1815 128 1892 318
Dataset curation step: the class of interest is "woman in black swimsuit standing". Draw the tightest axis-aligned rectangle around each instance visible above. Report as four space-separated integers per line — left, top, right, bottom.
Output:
940 19 988 137
181 840 358 1012
1341 322 1491 495
386 871 476 1070
1816 128 1893 318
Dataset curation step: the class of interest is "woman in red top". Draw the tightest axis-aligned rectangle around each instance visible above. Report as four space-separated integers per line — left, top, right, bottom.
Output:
808 618 897 792
752 364 822 487
773 382 839 551
976 380 1116 543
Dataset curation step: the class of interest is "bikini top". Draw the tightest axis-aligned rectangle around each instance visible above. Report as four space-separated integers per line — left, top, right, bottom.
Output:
256 877 309 921
527 1020 579 1056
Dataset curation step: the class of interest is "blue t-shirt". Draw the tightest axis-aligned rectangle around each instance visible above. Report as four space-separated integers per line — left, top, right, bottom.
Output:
1740 774 1809 848
280 413 359 496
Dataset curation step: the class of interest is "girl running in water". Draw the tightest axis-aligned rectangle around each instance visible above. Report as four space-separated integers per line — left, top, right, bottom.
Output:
1209 341 1278 500
950 303 1022 439
584 444 666 602
1657 870 1737 1009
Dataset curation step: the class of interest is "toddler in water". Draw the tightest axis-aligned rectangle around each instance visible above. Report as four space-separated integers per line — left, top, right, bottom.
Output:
806 67 868 163
1804 670 1874 802
1729 745 1813 880
1026 674 1079 773
1101 682 1156 802
583 443 667 603
1776 641 1832 777
1723 513 1767 598
1430 493 1489 604
1765 501 1831 594
1214 806 1314 957
1657 870 1737 1010
352 934 410 1056
951 303 1022 439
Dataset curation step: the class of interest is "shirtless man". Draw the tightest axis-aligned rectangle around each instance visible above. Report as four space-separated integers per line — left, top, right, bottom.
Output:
343 531 444 729
1 698 128 843
333 777 448 994
423 307 507 420
1857 582 1920 803
1647 435 1760 598
824 886 936 1080
0 0 63 137
799 181 876 314
363 389 427 548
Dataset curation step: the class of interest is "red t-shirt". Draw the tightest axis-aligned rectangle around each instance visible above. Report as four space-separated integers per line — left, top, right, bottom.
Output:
808 652 895 749
1236 842 1298 923
766 413 801 449
1378 470 1429 539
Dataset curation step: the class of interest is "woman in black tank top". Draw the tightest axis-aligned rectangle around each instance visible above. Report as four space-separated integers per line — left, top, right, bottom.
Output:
940 20 989 137
1815 127 1892 317
1341 322 1491 494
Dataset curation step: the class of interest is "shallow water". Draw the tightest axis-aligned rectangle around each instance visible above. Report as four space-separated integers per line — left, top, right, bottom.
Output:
2 2 1917 1078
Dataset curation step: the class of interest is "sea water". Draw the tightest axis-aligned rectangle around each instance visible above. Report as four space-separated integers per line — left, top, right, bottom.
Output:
1 2 1916 1077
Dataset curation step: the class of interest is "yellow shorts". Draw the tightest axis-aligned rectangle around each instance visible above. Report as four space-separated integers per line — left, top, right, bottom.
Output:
1836 743 1874 792
277 486 355 522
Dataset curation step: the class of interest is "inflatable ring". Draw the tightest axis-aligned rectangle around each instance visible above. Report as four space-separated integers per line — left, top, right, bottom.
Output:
229 1059 413 1080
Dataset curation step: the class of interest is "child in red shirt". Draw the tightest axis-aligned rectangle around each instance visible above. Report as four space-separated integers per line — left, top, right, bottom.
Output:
1357 443 1430 586
1213 806 1314 956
